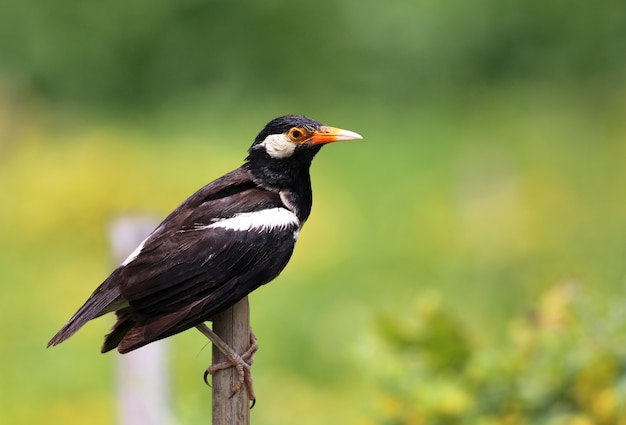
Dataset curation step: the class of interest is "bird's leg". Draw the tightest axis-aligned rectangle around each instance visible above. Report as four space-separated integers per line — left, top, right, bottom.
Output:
205 330 257 377
195 323 258 401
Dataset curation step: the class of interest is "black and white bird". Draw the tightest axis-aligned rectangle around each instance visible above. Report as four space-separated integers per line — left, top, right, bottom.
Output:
48 115 361 400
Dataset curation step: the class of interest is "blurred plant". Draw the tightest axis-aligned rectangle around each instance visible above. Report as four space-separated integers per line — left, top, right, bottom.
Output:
365 283 626 425
1 0 625 107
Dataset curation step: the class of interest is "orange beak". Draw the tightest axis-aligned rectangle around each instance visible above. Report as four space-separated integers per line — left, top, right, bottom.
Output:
308 126 363 145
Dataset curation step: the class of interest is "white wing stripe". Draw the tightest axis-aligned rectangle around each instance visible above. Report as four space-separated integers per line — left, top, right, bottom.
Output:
121 237 148 266
207 208 300 232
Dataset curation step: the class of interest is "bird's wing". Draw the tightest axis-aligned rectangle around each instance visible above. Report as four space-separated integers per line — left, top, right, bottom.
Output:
114 225 297 353
111 168 300 351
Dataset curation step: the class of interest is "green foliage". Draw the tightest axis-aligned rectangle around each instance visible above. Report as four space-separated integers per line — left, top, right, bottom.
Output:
2 83 626 424
0 0 626 106
2 0 626 418
367 284 626 425
378 293 472 372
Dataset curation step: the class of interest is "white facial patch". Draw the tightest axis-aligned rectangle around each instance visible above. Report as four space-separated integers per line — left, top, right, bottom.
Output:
207 208 300 233
259 133 297 159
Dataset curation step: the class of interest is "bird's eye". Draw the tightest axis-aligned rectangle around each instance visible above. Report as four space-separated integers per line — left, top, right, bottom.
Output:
288 127 307 142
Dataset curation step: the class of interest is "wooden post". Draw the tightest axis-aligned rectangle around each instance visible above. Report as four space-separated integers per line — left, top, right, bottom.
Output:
212 297 251 425
109 215 175 425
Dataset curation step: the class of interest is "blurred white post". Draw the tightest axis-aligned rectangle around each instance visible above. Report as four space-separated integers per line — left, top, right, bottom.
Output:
109 215 176 425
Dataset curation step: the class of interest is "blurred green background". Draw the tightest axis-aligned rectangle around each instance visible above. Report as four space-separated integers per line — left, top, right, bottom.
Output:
2 0 626 424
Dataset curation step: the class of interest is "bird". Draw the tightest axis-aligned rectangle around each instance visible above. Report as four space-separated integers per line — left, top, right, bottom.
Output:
47 114 362 402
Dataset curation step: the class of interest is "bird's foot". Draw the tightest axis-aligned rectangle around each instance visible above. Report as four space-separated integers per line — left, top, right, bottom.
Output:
207 331 258 376
200 329 258 404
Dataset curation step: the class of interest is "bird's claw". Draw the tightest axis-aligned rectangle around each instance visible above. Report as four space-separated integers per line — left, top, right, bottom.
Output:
203 332 258 405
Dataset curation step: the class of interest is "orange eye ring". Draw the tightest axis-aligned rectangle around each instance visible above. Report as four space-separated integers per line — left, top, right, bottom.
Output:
287 127 308 142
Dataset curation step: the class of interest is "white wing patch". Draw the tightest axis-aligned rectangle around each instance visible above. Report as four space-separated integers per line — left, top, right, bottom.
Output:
121 237 148 266
208 207 300 233
124 208 301 267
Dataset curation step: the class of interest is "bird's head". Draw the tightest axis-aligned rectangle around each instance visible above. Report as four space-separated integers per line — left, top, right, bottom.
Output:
248 115 362 161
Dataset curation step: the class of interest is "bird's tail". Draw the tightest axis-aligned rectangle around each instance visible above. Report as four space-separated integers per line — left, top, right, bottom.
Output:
47 268 126 348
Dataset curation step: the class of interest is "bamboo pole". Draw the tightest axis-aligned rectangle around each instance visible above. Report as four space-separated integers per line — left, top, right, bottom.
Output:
211 297 251 425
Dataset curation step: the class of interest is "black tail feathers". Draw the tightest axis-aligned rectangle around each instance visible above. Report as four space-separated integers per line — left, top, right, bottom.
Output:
47 270 124 348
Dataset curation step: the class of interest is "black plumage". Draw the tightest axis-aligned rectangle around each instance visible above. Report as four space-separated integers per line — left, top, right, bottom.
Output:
48 115 361 355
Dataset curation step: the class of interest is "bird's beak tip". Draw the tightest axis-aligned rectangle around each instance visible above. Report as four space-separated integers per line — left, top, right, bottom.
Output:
309 126 363 145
